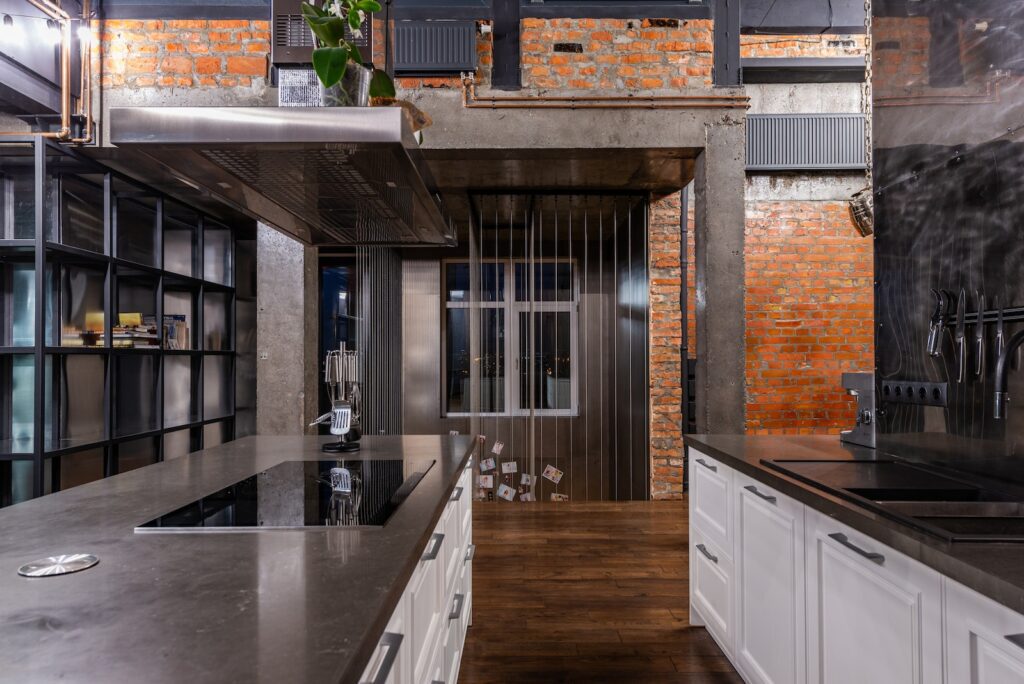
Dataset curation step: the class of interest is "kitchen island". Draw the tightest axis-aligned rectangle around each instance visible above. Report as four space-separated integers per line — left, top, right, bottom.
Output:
686 434 1024 684
0 435 474 684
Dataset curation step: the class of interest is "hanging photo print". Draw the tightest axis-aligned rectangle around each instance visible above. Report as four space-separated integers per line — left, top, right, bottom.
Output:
520 473 535 487
520 492 535 502
491 440 504 455
478 475 494 489
480 457 497 472
497 483 516 502
542 465 564 484
501 461 518 474
550 493 569 502
449 430 460 436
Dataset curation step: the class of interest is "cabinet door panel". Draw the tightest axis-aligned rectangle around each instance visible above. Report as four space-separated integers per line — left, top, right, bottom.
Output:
735 476 805 684
805 514 942 684
691 529 734 655
946 578 1024 684
690 449 733 555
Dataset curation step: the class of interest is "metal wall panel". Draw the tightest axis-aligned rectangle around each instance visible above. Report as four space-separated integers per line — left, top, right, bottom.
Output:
358 247 403 435
393 20 477 73
746 113 867 170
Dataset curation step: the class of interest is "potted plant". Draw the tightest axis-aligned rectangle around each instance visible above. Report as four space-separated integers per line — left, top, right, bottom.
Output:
301 0 396 106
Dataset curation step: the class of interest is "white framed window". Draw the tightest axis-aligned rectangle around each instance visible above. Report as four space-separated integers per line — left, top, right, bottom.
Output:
443 258 578 417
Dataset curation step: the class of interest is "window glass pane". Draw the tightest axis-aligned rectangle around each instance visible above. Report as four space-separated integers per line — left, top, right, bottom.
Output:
203 224 233 285
115 354 158 436
446 262 504 302
118 437 158 473
61 175 104 253
10 264 35 346
515 262 574 302
116 196 158 267
9 354 34 449
518 311 572 410
1 460 34 506
164 356 196 428
203 355 232 419
60 265 105 347
58 448 105 491
203 291 231 350
11 169 35 239
59 355 106 446
445 308 504 413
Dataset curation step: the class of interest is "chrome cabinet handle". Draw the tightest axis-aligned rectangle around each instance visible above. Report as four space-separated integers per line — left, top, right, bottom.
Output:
829 532 885 565
364 632 403 684
744 485 777 504
695 543 718 564
1005 634 1024 651
465 544 476 563
422 533 444 561
696 458 717 472
449 593 465 621
450 486 464 502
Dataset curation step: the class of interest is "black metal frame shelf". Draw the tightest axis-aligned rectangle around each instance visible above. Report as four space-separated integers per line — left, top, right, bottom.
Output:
0 137 248 504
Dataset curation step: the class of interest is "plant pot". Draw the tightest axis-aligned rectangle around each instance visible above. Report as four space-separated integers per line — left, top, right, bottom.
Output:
320 63 371 107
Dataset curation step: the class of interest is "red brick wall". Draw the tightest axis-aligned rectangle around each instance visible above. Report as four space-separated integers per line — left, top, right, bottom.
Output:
872 17 930 96
521 18 713 90
99 19 270 89
745 200 874 434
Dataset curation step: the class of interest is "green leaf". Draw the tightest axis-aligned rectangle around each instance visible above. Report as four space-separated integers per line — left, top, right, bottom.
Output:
348 44 363 64
312 46 349 88
300 1 326 18
356 0 382 11
305 14 348 47
348 11 362 31
368 68 396 98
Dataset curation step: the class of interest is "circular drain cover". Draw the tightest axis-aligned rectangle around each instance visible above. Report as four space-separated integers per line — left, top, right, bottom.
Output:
18 554 99 578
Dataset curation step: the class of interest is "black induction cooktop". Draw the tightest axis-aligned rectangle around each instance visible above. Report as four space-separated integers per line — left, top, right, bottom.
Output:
136 459 433 531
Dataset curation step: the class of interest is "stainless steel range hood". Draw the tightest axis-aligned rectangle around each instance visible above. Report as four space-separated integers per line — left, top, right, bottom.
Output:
107 106 453 246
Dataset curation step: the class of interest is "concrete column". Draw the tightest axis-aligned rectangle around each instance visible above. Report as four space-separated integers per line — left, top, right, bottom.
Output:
256 224 320 435
693 121 747 433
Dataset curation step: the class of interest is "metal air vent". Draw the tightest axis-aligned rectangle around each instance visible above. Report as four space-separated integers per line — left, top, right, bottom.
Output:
393 20 476 73
746 113 866 171
272 0 372 65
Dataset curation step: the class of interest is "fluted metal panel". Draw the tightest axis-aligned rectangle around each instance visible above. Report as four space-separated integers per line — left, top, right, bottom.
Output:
746 113 867 171
394 20 477 73
358 247 403 435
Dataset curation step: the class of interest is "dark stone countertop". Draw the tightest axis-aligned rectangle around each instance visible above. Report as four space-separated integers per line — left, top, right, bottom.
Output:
684 434 1024 615
0 434 474 684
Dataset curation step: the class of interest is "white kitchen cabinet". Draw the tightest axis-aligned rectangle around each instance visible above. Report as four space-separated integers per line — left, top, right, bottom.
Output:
691 526 735 656
734 473 805 684
690 449 734 555
946 577 1024 683
360 595 408 684
804 511 943 684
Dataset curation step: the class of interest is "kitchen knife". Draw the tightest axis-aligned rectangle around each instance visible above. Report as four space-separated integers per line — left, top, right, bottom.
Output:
927 289 944 357
955 288 967 383
995 296 1006 364
975 290 986 377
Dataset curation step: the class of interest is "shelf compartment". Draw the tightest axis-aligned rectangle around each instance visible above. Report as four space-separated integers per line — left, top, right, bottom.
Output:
114 184 159 268
164 201 199 279
163 426 196 460
163 355 198 429
57 174 106 255
57 263 106 348
203 354 233 420
203 290 231 351
114 354 159 438
203 221 233 286
55 447 105 492
163 289 196 351
1 262 38 347
202 419 232 449
53 354 107 448
116 436 158 473
115 269 159 350
0 459 34 507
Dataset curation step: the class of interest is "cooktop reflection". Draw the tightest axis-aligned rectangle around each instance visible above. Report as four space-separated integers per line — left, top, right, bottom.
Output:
136 459 433 531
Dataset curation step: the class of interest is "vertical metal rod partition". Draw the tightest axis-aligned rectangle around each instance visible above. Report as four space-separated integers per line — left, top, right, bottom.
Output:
32 140 45 496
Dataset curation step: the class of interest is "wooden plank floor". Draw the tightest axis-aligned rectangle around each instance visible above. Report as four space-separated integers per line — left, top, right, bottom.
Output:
459 500 740 683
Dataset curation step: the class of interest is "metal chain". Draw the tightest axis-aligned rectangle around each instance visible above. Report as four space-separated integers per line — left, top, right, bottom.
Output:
863 0 873 194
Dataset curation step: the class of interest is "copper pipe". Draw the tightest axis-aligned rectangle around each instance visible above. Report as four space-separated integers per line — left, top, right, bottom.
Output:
461 74 748 110
69 0 93 144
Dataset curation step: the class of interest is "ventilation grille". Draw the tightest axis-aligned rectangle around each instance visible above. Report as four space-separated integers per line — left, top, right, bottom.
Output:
394 20 476 73
272 3 371 65
746 114 866 171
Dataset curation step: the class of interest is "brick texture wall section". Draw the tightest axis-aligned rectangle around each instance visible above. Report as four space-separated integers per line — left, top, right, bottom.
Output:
521 18 713 90
745 200 874 434
872 17 930 96
99 20 270 89
649 192 684 500
740 34 866 59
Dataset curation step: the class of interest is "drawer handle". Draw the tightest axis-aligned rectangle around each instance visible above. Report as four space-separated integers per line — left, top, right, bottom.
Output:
1005 634 1024 652
450 486 464 503
744 485 777 504
696 458 717 472
364 631 403 684
695 543 718 564
829 532 885 566
449 593 465 621
465 543 476 563
422 532 445 561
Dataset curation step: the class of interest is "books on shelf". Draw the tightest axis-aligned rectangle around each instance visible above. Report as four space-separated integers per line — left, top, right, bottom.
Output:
107 313 160 349
163 314 190 350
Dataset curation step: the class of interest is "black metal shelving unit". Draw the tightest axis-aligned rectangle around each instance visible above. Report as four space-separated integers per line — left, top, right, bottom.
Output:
0 137 252 506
